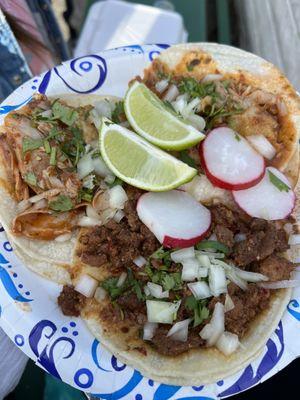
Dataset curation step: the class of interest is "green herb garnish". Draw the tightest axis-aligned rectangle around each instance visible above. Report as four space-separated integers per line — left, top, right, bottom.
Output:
24 172 37 186
150 246 172 267
49 195 73 212
234 133 241 142
51 100 78 126
107 177 123 188
179 150 196 168
111 101 124 123
50 146 57 166
22 138 43 153
78 187 93 202
185 296 210 327
268 170 290 192
43 139 51 154
196 240 230 255
101 277 124 300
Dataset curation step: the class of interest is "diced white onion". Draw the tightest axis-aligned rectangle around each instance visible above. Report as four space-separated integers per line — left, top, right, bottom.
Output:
77 152 94 179
258 280 300 289
93 156 113 178
171 247 195 263
101 208 116 224
200 302 224 346
216 331 240 356
181 258 199 281
289 234 300 245
78 216 101 227
155 79 169 93
143 322 158 340
197 254 211 268
144 286 151 296
171 95 187 114
188 281 211 299
146 300 181 324
147 282 169 299
40 109 52 118
196 251 225 260
117 272 127 287
113 209 125 223
208 233 217 241
233 267 268 283
94 286 107 302
184 97 201 114
201 74 223 83
133 255 146 268
198 266 208 278
224 294 235 312
247 135 276 160
17 199 31 213
119 121 130 128
82 174 95 189
75 274 98 298
86 205 101 220
234 233 246 243
94 99 114 119
108 185 128 209
54 233 72 242
167 318 191 342
209 264 227 296
225 269 248 291
186 114 206 131
163 84 179 102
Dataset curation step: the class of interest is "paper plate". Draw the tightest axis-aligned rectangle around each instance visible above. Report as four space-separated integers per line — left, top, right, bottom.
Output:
0 44 300 400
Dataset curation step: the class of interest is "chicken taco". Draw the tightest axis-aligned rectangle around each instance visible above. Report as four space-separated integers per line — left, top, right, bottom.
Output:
0 43 300 385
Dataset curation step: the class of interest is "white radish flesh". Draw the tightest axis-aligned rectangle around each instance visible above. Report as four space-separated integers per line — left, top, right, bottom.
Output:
247 134 276 160
137 190 211 248
233 167 295 220
200 127 265 190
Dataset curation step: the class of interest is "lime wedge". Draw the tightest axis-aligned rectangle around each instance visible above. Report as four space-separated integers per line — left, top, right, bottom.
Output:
99 120 197 191
124 81 205 151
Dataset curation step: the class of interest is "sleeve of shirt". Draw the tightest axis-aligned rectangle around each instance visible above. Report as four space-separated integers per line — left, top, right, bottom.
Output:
0 328 28 400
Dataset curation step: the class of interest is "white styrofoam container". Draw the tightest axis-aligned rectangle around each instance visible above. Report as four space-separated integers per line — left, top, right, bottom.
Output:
75 0 187 57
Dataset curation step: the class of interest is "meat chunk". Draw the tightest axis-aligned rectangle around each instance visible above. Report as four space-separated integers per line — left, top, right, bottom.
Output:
225 283 270 336
117 292 147 325
232 223 289 266
254 254 294 281
151 325 205 356
210 204 249 233
77 186 159 269
57 285 85 317
215 224 234 248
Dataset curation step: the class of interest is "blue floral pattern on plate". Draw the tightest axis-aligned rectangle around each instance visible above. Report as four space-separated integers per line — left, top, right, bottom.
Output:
0 44 300 399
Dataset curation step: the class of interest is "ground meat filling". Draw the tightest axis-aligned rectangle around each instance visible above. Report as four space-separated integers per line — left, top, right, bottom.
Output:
77 186 159 270
58 201 293 356
58 285 85 317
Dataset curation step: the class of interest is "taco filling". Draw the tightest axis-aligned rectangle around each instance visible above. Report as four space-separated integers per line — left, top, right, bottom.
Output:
0 44 299 367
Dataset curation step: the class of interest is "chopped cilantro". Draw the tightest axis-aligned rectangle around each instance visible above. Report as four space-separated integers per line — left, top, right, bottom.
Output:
163 100 177 115
49 195 73 212
111 101 124 123
150 246 172 267
196 240 230 255
43 139 51 154
91 151 101 159
179 150 196 168
22 138 43 153
161 272 182 291
107 177 123 188
101 277 123 300
24 172 37 186
156 70 170 80
185 296 210 327
268 170 290 192
78 187 93 203
49 146 57 166
234 133 241 142
178 77 216 99
51 100 78 126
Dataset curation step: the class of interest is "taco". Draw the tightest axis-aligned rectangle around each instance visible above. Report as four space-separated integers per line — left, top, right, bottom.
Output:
0 43 299 385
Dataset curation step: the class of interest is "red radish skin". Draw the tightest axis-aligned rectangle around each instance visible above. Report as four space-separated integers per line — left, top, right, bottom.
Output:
163 229 210 249
233 167 296 220
199 128 266 191
136 190 211 249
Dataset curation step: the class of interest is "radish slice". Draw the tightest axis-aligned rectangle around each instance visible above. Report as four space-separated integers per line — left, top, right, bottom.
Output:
137 190 211 248
233 167 295 220
200 127 265 190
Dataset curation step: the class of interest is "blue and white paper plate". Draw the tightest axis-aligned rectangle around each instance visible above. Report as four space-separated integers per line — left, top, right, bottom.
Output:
0 44 300 399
